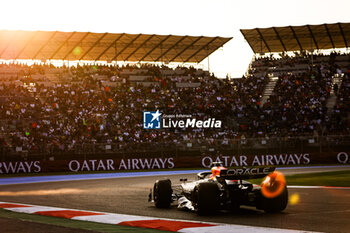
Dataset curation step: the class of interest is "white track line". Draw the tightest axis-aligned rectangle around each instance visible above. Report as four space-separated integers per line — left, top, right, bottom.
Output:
179 225 311 233
72 213 155 224
5 206 66 214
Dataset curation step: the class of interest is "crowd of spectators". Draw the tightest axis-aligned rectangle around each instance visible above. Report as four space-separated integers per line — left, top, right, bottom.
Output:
329 72 350 134
0 63 241 154
249 52 350 137
250 51 349 77
0 52 349 155
260 71 331 136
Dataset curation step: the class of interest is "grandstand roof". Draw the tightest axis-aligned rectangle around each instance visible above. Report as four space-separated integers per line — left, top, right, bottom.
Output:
240 22 350 54
0 30 231 63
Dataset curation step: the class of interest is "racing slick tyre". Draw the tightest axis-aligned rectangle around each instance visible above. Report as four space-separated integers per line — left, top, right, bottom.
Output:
153 179 172 208
262 185 288 213
229 190 241 212
194 182 220 215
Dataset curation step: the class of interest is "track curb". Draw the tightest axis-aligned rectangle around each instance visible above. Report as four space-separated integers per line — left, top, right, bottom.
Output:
0 201 321 233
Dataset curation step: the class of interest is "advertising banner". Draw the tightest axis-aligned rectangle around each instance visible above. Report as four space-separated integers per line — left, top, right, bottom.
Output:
0 151 349 174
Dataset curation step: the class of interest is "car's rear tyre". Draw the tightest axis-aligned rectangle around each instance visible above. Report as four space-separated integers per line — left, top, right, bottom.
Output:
153 179 172 208
262 186 288 213
194 182 220 215
229 189 241 212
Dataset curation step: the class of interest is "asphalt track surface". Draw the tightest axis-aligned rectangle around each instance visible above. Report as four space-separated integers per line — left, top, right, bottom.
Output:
0 166 350 233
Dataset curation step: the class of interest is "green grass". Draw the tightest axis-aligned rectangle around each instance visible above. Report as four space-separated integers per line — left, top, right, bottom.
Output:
0 208 170 233
247 170 350 187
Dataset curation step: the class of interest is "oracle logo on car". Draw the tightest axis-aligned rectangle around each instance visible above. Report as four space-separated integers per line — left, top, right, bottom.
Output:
227 167 272 176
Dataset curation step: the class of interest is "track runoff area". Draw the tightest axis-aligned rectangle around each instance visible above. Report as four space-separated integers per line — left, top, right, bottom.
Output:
0 166 350 233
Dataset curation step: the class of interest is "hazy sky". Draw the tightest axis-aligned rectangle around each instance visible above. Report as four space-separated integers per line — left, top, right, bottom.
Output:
1 0 350 77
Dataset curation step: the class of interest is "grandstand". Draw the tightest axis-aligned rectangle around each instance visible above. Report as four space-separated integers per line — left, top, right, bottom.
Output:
0 23 349 161
0 30 231 63
241 23 350 139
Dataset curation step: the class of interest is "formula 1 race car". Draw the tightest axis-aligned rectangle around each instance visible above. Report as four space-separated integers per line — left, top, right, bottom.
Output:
149 162 288 215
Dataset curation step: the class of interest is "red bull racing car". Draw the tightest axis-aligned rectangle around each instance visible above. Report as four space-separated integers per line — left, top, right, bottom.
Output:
149 162 288 215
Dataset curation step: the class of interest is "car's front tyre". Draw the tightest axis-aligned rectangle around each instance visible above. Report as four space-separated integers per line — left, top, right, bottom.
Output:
194 182 220 215
153 179 172 208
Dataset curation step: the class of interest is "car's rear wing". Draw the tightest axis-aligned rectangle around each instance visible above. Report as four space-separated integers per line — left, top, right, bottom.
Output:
218 167 275 180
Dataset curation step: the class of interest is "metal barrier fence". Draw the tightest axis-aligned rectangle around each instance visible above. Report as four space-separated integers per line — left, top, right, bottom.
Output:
1 135 350 161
